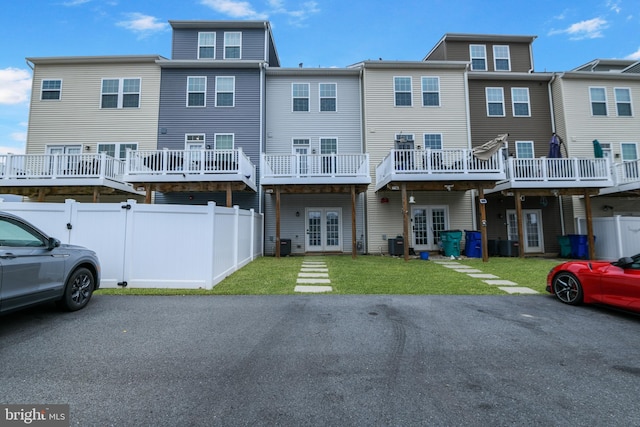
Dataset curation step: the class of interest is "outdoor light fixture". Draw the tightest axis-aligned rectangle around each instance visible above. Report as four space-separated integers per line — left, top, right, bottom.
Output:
409 195 415 204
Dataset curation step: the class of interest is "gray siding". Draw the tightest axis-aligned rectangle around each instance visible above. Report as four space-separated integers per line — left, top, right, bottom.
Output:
431 40 533 72
172 28 267 61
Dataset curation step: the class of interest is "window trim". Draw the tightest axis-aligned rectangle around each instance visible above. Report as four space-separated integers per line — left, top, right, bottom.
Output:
422 133 443 150
515 140 535 158
223 32 242 59
620 142 638 161
394 76 413 107
97 142 139 160
186 76 207 108
486 87 505 117
319 82 337 112
511 87 531 117
198 32 216 59
493 45 511 71
184 134 206 150
100 77 141 109
614 87 633 117
41 79 62 101
215 76 235 107
214 133 234 150
589 86 608 116
470 44 487 71
421 76 440 107
292 83 310 112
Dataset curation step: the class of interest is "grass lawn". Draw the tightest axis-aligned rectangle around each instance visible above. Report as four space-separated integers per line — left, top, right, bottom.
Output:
96 255 564 296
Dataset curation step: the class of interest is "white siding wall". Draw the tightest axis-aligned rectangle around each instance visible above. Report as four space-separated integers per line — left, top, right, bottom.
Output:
27 61 161 154
362 65 473 253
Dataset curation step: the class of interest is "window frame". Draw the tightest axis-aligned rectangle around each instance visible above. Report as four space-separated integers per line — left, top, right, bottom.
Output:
41 79 62 101
470 44 487 71
515 141 535 158
421 76 440 107
486 87 505 117
97 142 138 160
215 76 235 107
423 133 443 150
223 32 242 59
394 76 413 107
511 87 531 117
100 78 141 109
319 83 337 112
493 45 511 71
186 76 207 108
198 32 216 59
184 134 206 150
614 87 633 117
589 87 608 116
292 83 310 112
620 142 638 161
214 133 234 150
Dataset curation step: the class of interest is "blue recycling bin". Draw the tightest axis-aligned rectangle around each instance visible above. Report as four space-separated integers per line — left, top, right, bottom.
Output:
568 234 594 259
464 230 482 258
440 230 462 257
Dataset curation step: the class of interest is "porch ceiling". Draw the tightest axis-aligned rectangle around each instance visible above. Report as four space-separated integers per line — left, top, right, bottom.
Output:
141 182 255 193
378 181 498 192
262 184 369 194
0 185 142 200
496 188 601 197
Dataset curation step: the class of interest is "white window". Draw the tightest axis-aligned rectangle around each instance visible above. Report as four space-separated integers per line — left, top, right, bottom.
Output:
101 78 140 109
41 79 62 100
512 88 530 117
493 45 511 71
515 141 534 158
215 134 234 150
394 77 412 107
224 32 241 59
614 88 632 117
423 134 443 150
198 32 216 59
470 45 487 71
421 77 440 107
97 143 138 160
215 76 235 107
319 83 337 112
292 83 310 112
589 87 607 116
185 134 205 150
187 76 206 107
621 142 638 161
486 87 505 116
394 133 415 149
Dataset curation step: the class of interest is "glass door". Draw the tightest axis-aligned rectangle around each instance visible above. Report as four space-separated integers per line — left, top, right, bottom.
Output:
507 209 544 253
411 206 447 251
306 208 342 252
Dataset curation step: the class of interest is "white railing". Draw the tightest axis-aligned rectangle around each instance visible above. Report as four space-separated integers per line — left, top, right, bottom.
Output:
0 153 125 181
376 148 505 185
505 157 611 182
612 159 640 185
262 153 369 178
124 148 256 182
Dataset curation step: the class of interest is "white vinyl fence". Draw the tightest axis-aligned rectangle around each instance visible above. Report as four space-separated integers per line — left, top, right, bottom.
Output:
577 216 640 260
0 199 263 289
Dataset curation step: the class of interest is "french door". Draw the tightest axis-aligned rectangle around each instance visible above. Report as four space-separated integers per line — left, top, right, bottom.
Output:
506 209 544 253
411 206 448 251
306 208 341 252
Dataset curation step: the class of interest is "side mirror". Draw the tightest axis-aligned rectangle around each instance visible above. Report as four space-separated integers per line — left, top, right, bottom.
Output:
47 237 61 250
614 257 634 268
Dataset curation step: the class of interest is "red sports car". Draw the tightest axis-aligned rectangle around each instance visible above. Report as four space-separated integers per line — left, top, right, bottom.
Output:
546 254 640 312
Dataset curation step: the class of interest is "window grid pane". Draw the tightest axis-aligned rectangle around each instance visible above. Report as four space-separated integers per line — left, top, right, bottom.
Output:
216 77 234 107
320 83 337 112
293 83 309 111
188 77 206 107
516 142 534 158
615 88 632 117
423 134 442 150
493 46 510 71
199 32 215 59
470 45 487 71
422 77 440 107
215 134 234 150
394 77 412 107
512 88 530 117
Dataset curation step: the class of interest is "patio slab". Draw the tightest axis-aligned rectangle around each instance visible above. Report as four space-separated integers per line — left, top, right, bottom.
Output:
468 273 499 279
296 278 331 284
499 287 539 294
294 285 333 293
298 273 329 278
483 279 518 286
454 268 482 273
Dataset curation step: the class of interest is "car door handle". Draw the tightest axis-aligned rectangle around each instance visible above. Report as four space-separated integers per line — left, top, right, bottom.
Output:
0 253 16 259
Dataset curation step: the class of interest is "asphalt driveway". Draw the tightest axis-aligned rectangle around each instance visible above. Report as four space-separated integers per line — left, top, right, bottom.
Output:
1 294 639 426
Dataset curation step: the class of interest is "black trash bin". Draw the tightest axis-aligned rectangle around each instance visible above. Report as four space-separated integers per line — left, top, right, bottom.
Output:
388 237 404 256
280 238 291 256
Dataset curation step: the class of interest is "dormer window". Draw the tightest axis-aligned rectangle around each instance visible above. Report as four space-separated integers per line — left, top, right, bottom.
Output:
224 32 242 59
470 45 487 71
198 32 216 59
493 45 511 71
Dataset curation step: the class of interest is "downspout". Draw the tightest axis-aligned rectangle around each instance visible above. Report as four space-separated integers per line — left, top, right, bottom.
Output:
463 63 478 230
259 61 266 215
548 73 566 236
359 65 367 253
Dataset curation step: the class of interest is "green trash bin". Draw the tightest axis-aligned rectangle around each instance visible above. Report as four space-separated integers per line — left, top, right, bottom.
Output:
557 235 571 258
440 230 462 257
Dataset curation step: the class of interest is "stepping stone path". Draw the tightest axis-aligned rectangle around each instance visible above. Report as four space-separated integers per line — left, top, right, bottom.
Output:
433 260 538 295
294 259 333 293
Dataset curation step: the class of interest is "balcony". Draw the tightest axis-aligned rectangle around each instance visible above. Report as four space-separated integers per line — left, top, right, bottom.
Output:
261 153 370 187
123 148 257 192
489 157 614 193
0 153 141 197
375 149 506 191
599 159 640 196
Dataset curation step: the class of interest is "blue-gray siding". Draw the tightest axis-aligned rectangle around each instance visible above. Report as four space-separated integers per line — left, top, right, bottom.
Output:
172 28 268 61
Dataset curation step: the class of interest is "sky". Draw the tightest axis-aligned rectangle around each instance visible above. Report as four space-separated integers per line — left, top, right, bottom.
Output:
0 0 639 155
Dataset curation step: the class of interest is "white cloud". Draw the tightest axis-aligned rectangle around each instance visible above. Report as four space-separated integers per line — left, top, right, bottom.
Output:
62 0 91 6
200 0 268 19
0 68 31 105
116 13 169 37
548 17 609 40
607 0 621 13
626 47 640 61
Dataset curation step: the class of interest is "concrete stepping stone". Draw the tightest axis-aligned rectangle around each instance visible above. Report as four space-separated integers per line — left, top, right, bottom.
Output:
294 285 333 293
296 278 331 284
467 273 499 279
483 279 518 286
300 268 328 272
454 268 482 273
499 287 539 294
298 273 329 278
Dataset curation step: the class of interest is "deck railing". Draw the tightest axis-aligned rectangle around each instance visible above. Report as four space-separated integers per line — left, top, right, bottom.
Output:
504 157 611 183
612 159 640 185
0 153 125 180
261 153 369 179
